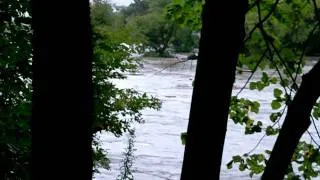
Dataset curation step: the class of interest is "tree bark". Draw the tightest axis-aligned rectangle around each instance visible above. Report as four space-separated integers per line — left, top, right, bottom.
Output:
180 1 248 179
262 61 320 180
31 1 93 179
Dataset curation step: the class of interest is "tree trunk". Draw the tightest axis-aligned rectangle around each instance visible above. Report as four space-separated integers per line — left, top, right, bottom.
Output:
31 1 93 179
180 1 248 179
262 61 320 180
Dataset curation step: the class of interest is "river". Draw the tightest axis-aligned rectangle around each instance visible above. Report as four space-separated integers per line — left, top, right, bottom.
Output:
94 57 319 180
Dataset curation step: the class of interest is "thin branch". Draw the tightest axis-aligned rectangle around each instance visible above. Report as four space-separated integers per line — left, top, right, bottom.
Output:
293 24 319 84
244 0 280 43
245 134 267 156
269 58 289 96
247 0 261 13
256 4 300 91
257 2 320 106
268 38 299 84
288 25 319 103
234 2 266 97
258 25 295 84
245 105 288 156
152 58 190 75
243 0 320 163
307 130 320 147
236 48 268 97
257 0 262 21
256 3 292 97
261 33 289 96
311 116 320 140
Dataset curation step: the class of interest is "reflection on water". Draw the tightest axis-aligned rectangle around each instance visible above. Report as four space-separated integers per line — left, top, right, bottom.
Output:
94 57 319 180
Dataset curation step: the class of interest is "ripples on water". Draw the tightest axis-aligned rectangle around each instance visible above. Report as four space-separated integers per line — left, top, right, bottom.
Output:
94 58 319 180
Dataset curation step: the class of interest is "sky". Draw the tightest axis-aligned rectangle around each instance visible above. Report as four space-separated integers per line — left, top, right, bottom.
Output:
110 0 133 6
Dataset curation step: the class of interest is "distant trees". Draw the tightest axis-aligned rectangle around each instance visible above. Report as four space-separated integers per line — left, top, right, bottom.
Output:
171 27 199 53
121 0 149 17
117 0 200 56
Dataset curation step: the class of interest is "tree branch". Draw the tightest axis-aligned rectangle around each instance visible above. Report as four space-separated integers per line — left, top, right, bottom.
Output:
245 104 287 156
311 116 320 140
244 0 280 43
152 58 190 75
307 130 320 147
262 61 320 180
235 48 268 96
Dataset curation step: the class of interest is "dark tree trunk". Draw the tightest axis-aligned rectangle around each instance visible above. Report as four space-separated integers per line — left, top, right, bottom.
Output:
31 1 93 179
180 1 248 179
262 61 320 180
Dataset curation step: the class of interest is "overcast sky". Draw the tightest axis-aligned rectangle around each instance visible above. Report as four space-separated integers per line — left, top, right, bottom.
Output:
110 0 133 6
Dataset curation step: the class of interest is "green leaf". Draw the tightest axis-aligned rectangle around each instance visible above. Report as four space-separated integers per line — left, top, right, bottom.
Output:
266 126 279 136
246 118 254 126
251 101 260 113
280 79 289 87
273 88 282 98
287 173 300 180
180 132 187 145
249 82 257 90
226 160 233 169
312 103 320 120
265 150 272 154
270 77 277 84
257 154 265 162
271 100 281 110
269 112 281 122
239 163 246 171
245 127 254 134
266 126 273 136
298 165 304 171
257 81 264 91
262 72 269 83
257 121 263 126
232 155 243 163
252 124 262 133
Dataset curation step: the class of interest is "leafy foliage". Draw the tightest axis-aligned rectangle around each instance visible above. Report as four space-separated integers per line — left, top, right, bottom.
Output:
166 0 204 31
171 26 199 53
1 0 162 178
312 101 320 120
1 0 32 179
249 72 278 91
180 132 187 145
291 141 320 179
170 0 320 178
227 153 267 177
90 0 161 173
121 0 149 17
229 96 262 134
